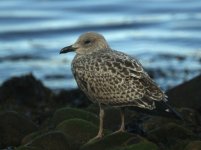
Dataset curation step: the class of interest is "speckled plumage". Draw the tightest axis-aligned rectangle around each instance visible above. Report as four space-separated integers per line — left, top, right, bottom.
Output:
72 48 167 110
60 32 176 140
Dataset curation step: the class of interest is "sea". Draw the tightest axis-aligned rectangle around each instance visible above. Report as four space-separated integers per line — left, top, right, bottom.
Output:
0 0 201 91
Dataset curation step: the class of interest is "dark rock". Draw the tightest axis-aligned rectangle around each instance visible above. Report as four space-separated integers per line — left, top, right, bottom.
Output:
51 107 99 126
44 74 68 80
110 141 158 150
0 111 37 148
0 74 55 126
56 118 100 149
0 55 42 62
179 108 200 125
86 104 138 132
53 89 90 107
143 116 181 132
172 140 192 150
0 74 52 107
81 132 158 150
16 145 42 150
21 129 50 145
25 131 70 150
167 74 201 110
148 122 197 149
184 140 201 150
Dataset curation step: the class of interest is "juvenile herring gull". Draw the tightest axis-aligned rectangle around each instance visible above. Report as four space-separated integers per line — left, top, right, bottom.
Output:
60 32 181 140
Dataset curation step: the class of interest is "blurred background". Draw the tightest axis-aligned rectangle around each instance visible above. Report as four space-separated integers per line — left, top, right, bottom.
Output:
0 0 201 91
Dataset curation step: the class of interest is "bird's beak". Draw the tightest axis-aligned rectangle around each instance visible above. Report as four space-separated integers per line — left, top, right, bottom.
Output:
60 45 77 54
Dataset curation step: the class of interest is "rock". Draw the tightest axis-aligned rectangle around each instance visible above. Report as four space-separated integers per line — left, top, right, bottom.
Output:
172 140 191 150
81 132 158 150
0 74 57 126
0 111 37 148
0 74 52 107
51 107 99 126
148 122 196 149
86 105 137 132
53 89 90 107
123 141 158 150
16 145 42 150
56 118 100 149
25 131 70 150
167 74 201 110
21 129 50 145
179 108 200 125
184 140 201 150
110 141 158 150
142 116 181 132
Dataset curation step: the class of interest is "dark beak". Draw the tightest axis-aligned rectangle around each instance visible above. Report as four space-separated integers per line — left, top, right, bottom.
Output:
60 45 76 54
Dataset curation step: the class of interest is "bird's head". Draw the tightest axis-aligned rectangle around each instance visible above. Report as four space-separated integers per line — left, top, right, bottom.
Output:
60 32 110 55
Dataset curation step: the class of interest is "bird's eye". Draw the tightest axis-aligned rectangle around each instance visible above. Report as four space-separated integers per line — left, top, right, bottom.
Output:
84 40 91 44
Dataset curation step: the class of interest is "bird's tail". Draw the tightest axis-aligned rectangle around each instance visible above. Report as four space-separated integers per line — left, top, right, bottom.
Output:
129 101 183 120
159 101 183 120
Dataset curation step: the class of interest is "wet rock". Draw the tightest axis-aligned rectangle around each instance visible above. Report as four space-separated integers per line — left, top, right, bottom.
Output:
110 141 158 150
0 111 37 148
179 107 200 125
81 132 158 150
44 74 67 80
172 140 192 150
16 145 42 150
147 122 196 149
21 129 50 145
167 74 201 110
0 55 42 62
0 74 56 126
142 116 181 132
86 104 138 132
184 140 201 150
86 105 124 131
53 89 90 107
25 131 70 150
0 74 52 107
51 107 99 126
56 118 99 149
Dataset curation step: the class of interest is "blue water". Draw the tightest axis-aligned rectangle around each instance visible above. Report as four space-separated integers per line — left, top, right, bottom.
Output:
0 0 201 90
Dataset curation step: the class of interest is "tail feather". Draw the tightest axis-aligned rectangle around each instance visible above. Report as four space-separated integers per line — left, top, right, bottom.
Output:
159 101 183 120
129 101 183 120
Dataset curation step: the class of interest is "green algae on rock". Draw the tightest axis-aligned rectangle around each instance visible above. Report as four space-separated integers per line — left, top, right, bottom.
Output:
109 140 158 150
81 132 158 150
142 116 181 132
122 141 158 150
16 145 42 150
56 118 99 148
22 129 51 145
184 140 201 150
25 131 70 150
148 122 197 149
52 107 99 126
0 111 37 148
86 105 137 131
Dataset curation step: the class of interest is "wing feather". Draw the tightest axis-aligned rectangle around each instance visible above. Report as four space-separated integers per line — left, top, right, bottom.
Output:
72 49 167 109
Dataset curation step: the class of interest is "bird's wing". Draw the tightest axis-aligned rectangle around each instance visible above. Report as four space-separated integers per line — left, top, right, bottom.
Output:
72 50 167 109
96 50 167 101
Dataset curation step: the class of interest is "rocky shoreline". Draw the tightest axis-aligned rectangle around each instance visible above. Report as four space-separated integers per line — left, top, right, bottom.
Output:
0 74 201 150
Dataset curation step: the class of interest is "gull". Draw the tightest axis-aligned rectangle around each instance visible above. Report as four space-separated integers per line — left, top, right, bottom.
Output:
60 32 181 141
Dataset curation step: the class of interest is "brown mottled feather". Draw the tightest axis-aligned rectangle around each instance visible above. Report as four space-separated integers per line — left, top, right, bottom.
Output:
72 49 167 110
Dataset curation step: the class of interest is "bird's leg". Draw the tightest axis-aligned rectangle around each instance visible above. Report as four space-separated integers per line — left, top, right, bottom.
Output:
96 104 104 138
88 103 104 143
112 107 126 134
119 107 125 132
